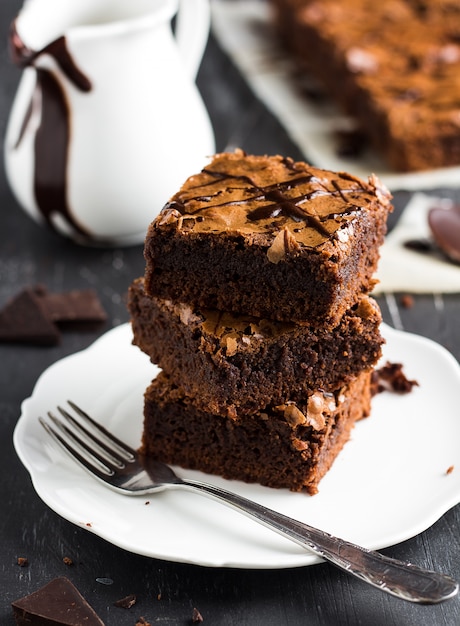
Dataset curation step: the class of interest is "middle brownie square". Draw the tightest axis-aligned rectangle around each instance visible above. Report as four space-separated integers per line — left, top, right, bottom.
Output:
128 277 383 418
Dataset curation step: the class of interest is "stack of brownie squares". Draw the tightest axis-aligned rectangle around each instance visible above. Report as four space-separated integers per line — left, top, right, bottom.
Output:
128 150 392 494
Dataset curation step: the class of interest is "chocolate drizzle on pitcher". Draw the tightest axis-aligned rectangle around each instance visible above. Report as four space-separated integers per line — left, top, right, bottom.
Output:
9 22 92 238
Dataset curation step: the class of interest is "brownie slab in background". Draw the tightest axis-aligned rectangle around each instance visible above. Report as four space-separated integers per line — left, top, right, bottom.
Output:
143 150 392 328
271 0 460 172
129 277 383 417
141 369 372 495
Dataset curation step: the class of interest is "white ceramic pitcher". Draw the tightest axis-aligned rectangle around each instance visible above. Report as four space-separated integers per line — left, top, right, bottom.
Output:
4 0 215 245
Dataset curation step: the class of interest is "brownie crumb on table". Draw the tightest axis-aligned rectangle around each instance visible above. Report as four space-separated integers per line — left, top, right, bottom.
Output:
192 607 204 623
400 294 414 309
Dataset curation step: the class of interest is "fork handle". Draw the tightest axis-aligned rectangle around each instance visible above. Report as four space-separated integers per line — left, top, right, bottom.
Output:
179 478 458 604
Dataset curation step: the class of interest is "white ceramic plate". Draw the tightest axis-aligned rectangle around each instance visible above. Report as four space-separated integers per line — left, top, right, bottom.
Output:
14 323 460 569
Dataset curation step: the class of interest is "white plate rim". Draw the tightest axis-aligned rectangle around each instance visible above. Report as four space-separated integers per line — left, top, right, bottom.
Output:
13 322 460 569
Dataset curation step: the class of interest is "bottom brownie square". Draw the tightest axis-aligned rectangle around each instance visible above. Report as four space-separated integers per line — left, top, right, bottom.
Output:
140 369 372 495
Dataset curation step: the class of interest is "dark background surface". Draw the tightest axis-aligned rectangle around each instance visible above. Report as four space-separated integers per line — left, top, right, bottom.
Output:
1 1 459 624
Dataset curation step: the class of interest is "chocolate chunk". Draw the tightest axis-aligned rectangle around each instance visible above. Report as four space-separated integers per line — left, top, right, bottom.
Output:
0 287 60 345
428 204 460 264
0 285 107 345
11 577 105 625
41 289 108 330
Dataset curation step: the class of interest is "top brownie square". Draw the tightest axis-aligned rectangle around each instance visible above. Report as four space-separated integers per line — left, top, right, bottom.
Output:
144 151 391 326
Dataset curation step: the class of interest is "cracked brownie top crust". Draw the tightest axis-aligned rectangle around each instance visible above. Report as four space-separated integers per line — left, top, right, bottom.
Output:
144 150 392 325
152 150 389 253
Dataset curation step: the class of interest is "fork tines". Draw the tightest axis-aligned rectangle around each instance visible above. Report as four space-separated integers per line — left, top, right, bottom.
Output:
39 401 135 478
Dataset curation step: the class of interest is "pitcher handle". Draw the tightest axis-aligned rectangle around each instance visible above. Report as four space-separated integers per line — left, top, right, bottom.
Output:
175 0 211 80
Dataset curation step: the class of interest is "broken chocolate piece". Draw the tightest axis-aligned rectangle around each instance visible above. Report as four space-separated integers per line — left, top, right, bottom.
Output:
0 285 107 345
40 289 107 328
11 576 105 625
0 287 60 345
428 204 460 264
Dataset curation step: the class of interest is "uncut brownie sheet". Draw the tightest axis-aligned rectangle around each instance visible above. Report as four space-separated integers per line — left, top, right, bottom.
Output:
141 369 372 495
143 150 392 328
129 277 383 417
271 0 460 172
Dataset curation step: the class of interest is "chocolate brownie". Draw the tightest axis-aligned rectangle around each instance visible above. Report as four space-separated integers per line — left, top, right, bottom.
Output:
128 277 383 417
141 369 372 495
143 150 392 327
271 0 460 171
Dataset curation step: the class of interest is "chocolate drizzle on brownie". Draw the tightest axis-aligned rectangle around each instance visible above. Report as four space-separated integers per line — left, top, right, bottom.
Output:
157 151 387 250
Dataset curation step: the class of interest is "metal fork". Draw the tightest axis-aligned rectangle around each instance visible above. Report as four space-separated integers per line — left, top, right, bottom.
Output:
39 401 458 605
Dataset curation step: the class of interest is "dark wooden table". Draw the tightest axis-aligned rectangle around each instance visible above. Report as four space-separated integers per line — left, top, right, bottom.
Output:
1 2 459 624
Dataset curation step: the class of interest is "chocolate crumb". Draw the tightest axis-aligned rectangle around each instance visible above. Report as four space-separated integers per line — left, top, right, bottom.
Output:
144 501 150 505
63 556 73 566
17 557 29 567
371 361 419 395
192 607 204 623
136 618 151 626
400 294 414 309
114 594 137 608
446 465 454 475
